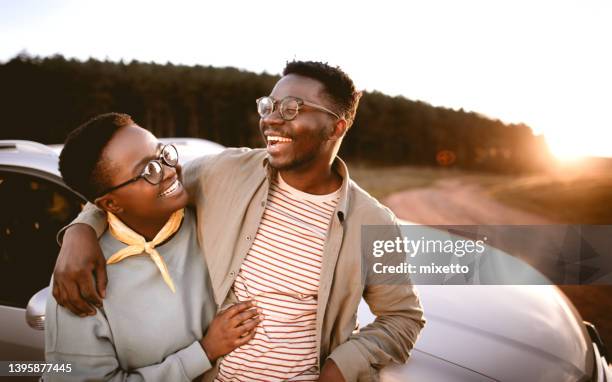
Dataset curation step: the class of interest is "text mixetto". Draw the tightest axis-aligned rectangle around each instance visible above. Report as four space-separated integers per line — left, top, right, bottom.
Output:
372 263 470 275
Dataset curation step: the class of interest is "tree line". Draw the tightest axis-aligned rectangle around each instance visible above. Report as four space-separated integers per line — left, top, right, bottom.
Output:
0 54 552 173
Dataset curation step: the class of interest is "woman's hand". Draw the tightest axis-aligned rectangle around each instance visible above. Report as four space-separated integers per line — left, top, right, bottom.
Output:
200 301 262 361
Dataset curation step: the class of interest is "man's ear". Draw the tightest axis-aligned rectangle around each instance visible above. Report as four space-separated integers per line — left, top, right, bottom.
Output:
94 194 123 214
329 119 348 141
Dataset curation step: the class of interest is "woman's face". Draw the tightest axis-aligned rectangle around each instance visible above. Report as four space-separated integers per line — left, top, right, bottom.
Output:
99 125 188 222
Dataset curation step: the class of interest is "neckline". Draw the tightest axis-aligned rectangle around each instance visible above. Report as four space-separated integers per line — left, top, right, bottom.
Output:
277 174 341 203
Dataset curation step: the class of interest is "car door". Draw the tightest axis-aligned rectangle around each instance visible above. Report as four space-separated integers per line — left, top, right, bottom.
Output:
0 168 84 361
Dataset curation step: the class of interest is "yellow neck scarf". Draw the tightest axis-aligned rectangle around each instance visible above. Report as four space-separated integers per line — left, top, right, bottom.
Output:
106 209 185 293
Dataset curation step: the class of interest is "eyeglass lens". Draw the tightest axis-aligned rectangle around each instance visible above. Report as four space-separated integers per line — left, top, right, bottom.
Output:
257 97 300 120
257 97 274 117
142 145 179 185
161 145 178 165
279 98 299 120
143 161 163 184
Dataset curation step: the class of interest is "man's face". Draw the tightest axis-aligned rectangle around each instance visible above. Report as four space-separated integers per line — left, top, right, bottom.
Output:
100 125 188 220
259 74 337 171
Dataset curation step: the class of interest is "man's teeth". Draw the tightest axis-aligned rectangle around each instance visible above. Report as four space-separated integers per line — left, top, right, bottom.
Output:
159 179 180 197
267 136 292 143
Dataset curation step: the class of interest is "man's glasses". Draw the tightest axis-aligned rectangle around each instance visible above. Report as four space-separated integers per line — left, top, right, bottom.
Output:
97 144 179 198
256 96 340 121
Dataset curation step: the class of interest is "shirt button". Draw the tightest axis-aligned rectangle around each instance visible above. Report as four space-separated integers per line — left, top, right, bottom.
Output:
261 201 265 207
229 271 235 277
246 235 251 241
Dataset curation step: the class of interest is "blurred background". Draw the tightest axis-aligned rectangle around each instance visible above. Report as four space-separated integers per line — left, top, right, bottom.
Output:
1 0 610 347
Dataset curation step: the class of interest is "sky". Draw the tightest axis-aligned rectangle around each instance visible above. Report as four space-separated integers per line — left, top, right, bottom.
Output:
1 0 611 158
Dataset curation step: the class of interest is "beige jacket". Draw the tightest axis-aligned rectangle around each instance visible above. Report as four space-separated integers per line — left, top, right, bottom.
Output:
72 148 425 382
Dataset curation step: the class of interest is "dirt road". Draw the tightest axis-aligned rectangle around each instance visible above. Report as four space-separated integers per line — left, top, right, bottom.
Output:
384 179 552 225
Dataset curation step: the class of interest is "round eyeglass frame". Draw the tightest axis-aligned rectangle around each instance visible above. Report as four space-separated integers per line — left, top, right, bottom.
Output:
256 96 341 121
96 144 178 198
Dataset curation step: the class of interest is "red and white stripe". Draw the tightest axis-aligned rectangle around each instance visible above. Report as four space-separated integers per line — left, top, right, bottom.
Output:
216 175 339 382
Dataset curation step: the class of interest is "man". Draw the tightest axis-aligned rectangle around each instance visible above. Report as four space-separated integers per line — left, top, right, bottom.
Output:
46 113 260 381
54 61 425 381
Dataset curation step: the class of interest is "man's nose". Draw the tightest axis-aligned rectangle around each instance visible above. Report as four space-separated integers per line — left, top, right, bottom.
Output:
261 109 284 125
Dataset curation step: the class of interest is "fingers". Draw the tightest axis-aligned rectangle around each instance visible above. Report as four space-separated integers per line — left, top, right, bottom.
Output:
94 258 108 300
230 307 261 328
65 281 96 316
233 328 257 347
64 299 89 318
237 315 261 334
79 275 103 309
56 281 92 317
202 302 262 357
223 301 254 318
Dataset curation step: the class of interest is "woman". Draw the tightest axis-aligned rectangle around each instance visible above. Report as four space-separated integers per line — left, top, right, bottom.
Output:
45 113 260 381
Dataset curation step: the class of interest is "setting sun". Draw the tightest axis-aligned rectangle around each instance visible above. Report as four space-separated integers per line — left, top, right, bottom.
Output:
545 134 589 161
541 118 611 161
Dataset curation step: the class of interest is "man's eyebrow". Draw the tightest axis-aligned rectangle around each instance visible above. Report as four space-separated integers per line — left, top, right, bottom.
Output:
132 143 163 173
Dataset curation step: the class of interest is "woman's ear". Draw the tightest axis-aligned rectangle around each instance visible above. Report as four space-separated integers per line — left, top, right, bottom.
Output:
94 194 123 214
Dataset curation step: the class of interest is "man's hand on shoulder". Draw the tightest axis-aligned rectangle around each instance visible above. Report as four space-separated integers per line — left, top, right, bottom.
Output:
318 360 346 382
52 223 108 316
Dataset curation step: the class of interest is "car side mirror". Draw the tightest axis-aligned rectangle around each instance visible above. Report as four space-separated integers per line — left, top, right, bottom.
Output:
26 286 50 330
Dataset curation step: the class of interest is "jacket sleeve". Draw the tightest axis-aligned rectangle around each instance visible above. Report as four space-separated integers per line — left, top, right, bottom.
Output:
328 223 426 382
44 296 211 382
328 284 425 381
181 153 219 206
56 202 107 245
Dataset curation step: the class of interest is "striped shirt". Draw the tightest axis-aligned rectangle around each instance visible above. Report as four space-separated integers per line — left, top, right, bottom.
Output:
216 174 340 382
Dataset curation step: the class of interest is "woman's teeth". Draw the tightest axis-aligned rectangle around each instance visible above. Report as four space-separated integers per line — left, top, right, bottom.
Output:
159 179 181 198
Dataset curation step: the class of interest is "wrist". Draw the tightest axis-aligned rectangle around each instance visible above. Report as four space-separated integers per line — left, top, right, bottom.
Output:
200 337 217 362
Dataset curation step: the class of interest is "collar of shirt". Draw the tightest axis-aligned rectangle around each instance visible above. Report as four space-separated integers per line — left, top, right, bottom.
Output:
261 156 350 223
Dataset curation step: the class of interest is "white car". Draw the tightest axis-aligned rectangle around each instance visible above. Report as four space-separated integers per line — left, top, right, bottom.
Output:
0 139 609 381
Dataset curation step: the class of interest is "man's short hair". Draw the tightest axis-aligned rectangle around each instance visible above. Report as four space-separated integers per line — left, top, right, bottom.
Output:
59 113 134 202
283 61 362 128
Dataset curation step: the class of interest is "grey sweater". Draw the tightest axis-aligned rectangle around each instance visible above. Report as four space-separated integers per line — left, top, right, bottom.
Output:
45 209 216 381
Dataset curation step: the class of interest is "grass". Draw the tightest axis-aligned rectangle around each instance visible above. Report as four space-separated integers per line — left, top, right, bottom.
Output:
488 173 612 224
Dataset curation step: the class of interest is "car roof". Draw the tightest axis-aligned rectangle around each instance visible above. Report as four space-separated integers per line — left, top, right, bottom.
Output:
0 140 62 177
157 137 225 162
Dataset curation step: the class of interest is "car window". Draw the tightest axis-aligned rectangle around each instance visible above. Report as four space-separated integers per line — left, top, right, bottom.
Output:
0 170 84 308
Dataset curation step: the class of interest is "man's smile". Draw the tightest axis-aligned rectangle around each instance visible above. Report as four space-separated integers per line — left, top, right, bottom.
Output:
266 135 293 145
265 133 294 155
